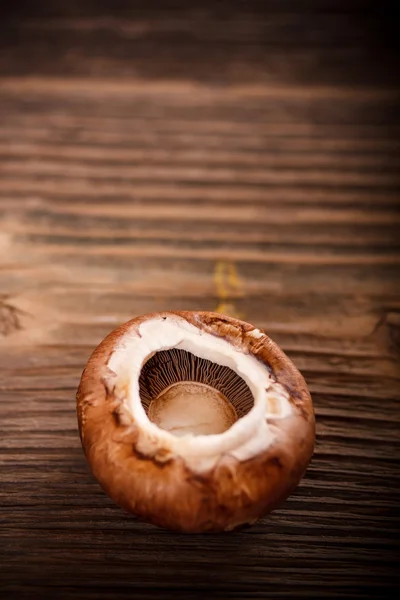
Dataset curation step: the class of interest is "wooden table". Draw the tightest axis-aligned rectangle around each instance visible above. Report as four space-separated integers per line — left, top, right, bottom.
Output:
1 3 399 598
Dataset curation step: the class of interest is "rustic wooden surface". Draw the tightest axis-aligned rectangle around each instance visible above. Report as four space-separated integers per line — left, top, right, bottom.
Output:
0 2 399 598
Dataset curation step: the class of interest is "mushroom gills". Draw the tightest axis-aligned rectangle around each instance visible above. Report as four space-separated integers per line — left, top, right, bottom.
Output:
139 348 254 437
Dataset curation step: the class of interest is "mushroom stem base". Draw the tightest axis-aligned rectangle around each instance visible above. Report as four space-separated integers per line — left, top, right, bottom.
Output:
147 381 238 437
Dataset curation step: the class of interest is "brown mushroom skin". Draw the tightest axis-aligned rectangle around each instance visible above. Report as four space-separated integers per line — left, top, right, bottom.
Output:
77 311 315 533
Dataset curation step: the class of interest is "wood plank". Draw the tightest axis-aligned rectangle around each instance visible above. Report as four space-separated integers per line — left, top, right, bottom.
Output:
0 2 399 599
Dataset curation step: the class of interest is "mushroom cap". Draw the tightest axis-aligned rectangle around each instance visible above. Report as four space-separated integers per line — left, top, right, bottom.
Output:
76 311 315 533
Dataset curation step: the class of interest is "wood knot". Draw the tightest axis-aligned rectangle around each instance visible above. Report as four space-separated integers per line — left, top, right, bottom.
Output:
0 299 26 337
374 309 400 357
385 311 400 356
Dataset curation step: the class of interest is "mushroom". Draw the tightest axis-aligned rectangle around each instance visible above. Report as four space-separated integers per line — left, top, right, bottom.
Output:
76 311 315 533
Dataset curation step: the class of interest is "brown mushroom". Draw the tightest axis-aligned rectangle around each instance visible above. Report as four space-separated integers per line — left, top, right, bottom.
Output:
76 311 315 533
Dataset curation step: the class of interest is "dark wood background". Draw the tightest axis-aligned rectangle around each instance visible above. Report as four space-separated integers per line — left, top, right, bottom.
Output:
1 1 399 598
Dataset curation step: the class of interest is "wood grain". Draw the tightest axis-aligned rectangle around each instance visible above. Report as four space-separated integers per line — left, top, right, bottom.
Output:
0 2 399 599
